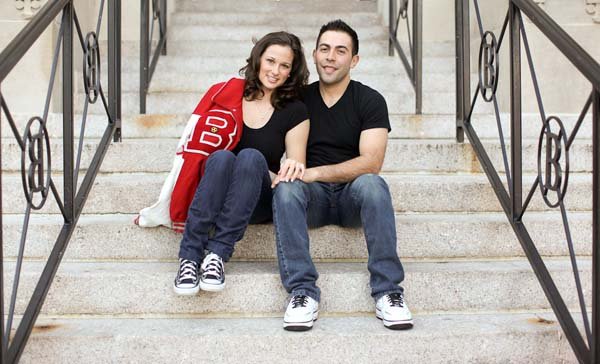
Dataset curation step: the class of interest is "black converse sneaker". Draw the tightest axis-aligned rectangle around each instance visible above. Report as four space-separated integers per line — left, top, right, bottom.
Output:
173 258 199 295
199 252 225 292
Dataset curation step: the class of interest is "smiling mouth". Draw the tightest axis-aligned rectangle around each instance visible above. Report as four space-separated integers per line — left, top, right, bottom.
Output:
322 65 337 73
267 75 279 83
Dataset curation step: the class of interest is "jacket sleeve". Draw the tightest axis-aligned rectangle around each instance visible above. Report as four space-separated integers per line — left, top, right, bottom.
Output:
136 82 225 230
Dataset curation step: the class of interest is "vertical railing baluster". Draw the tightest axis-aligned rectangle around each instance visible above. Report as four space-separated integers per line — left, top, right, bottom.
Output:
109 0 122 142
161 0 167 56
388 0 396 57
0 86 5 364
63 0 74 223
413 0 422 114
510 3 522 220
455 0 469 143
140 0 149 114
593 87 600 364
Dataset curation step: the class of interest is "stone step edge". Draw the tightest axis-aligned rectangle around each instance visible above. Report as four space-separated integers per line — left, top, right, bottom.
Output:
19 313 576 364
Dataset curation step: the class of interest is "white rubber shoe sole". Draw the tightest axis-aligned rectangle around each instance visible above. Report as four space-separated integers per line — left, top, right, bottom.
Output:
173 283 200 296
376 308 414 330
199 280 225 292
283 310 319 331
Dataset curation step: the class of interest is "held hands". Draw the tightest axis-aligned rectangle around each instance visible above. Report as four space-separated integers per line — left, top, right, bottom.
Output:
271 158 305 188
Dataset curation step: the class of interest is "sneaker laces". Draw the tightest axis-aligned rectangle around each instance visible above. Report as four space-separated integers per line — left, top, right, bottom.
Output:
291 295 309 308
201 253 224 279
177 259 198 282
387 293 405 308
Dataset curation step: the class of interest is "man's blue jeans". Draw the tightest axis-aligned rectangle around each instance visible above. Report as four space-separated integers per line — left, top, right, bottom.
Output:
272 174 405 302
179 149 272 263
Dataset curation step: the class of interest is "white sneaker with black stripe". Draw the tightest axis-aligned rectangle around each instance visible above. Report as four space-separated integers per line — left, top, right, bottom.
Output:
376 292 413 330
199 252 225 292
173 258 200 295
283 294 319 331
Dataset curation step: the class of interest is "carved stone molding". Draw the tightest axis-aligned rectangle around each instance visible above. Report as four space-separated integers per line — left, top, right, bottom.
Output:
585 0 600 23
14 0 47 20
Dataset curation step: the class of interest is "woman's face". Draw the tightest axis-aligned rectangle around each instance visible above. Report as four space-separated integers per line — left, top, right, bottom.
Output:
258 44 294 92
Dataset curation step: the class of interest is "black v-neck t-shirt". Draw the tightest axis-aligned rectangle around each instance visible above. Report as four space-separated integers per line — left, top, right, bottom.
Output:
302 80 391 168
233 99 308 173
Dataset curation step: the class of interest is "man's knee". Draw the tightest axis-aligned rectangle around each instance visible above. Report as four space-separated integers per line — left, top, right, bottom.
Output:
351 174 391 201
273 180 307 207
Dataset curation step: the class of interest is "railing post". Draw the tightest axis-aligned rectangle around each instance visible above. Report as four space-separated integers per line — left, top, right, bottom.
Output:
161 0 167 56
388 0 396 57
63 0 74 223
0 86 5 364
593 87 600 364
413 0 422 114
109 0 122 142
509 2 522 221
140 0 149 114
455 0 469 143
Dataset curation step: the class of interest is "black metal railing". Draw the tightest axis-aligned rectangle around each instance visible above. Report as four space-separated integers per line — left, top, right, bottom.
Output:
388 0 422 114
455 0 600 362
0 0 121 362
140 0 167 114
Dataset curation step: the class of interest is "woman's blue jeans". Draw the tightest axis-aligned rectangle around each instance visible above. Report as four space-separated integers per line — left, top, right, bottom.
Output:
178 148 272 262
272 174 405 302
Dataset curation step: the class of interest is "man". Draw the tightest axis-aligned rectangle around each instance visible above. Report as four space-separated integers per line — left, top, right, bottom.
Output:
272 20 413 331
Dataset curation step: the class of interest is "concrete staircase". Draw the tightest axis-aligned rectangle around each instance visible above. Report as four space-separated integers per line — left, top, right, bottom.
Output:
5 0 591 362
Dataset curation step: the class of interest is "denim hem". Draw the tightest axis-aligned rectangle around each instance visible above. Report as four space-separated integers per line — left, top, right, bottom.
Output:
372 287 405 302
206 240 233 262
178 252 203 264
290 289 320 303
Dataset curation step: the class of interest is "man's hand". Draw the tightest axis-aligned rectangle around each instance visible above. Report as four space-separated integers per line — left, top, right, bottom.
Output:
271 158 305 188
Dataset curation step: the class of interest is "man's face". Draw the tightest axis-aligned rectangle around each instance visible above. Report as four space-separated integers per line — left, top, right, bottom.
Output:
313 30 359 86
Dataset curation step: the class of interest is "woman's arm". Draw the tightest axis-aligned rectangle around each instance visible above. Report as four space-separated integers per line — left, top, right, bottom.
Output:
271 119 309 187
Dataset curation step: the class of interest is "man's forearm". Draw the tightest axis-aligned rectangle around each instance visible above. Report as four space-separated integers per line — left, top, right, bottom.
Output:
308 155 381 183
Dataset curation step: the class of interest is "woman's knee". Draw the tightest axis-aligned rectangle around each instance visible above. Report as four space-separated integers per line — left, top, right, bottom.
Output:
235 148 268 174
207 149 235 165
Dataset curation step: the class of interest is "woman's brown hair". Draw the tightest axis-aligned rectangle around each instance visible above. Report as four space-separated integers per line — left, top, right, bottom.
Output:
240 31 309 109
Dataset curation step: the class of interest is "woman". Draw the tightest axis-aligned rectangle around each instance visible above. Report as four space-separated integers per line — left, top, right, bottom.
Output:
173 31 310 295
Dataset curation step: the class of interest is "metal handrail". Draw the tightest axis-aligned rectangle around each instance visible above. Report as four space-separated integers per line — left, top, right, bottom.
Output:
455 0 600 362
0 1 121 362
388 0 422 114
140 0 167 114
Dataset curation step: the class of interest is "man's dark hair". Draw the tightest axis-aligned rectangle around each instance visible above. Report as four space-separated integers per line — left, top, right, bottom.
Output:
239 31 309 109
316 19 359 56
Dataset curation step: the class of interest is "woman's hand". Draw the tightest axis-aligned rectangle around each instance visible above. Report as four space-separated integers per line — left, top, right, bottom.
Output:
271 158 305 188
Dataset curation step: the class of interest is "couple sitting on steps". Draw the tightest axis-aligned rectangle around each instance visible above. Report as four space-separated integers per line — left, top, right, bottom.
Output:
137 19 413 332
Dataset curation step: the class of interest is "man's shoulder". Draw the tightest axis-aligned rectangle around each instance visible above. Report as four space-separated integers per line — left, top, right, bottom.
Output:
349 80 385 100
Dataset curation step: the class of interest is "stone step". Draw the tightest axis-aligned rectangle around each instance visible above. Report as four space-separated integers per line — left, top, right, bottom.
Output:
111 39 394 57
167 24 387 42
2 212 591 261
20 314 576 364
1 137 592 174
1 172 592 214
171 11 381 27
79 89 453 115
5 260 591 315
119 55 455 75
175 0 377 13
7 113 590 140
